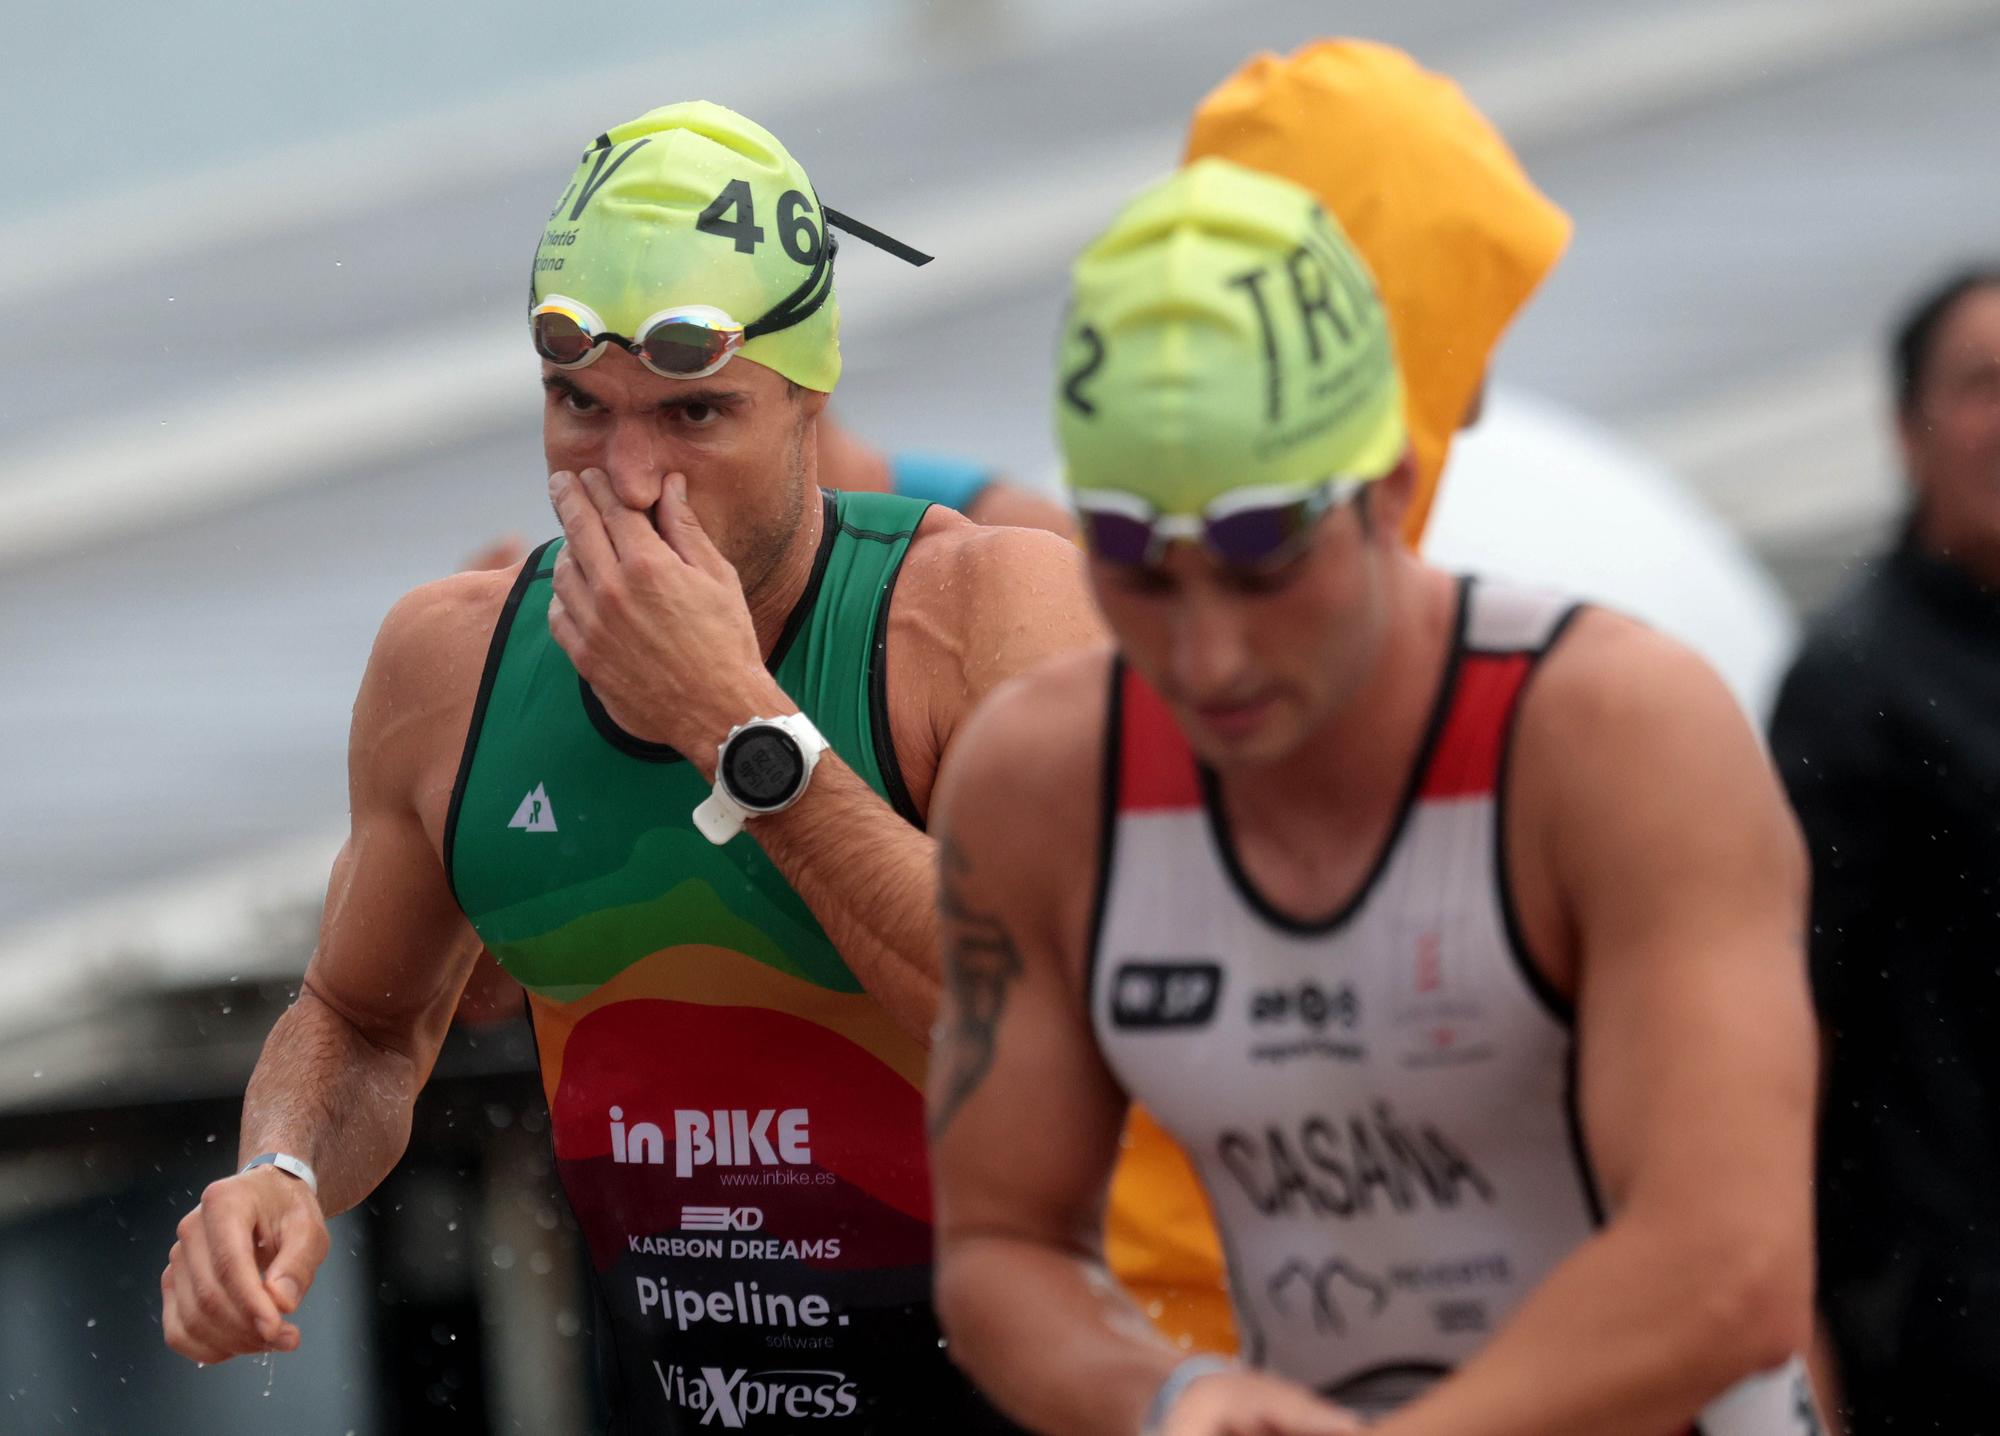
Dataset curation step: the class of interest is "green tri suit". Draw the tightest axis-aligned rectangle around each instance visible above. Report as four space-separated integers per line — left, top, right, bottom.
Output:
445 489 1013 1434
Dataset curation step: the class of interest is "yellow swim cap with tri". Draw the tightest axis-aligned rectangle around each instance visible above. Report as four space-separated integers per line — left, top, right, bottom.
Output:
532 101 841 392
1056 158 1406 514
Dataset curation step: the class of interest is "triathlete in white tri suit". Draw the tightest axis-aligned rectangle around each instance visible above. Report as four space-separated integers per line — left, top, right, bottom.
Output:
926 160 1826 1436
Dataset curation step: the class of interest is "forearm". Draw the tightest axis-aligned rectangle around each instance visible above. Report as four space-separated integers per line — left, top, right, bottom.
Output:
1374 1218 1807 1436
939 1231 1180 1436
750 754 941 1043
237 985 421 1217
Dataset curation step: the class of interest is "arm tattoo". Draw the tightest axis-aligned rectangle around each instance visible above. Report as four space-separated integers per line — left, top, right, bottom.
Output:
929 834 1025 1140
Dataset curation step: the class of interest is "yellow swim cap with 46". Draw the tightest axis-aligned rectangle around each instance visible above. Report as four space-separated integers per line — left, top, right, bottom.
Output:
533 101 842 392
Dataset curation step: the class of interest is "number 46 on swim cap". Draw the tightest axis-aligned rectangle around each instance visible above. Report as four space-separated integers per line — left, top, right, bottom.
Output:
1056 158 1407 516
531 100 930 395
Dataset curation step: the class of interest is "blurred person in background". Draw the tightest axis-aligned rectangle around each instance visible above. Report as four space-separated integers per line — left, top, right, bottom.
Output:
1771 266 2000 1433
1103 39 1577 1356
158 101 1099 1433
817 417 1076 534
929 159 1823 1436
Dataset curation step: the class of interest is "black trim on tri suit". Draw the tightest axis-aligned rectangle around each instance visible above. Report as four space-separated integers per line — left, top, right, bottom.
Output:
1200 575 1472 936
1563 1044 1610 1225
442 538 560 909
1491 601 1586 1025
1322 1359 1455 1411
839 516 919 545
865 501 932 829
1081 656 1126 1022
767 490 844 671
1480 601 1609 1231
578 679 682 761
577 491 841 763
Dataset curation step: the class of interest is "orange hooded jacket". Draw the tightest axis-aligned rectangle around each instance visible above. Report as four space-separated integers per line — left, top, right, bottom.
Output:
1101 38 1570 1355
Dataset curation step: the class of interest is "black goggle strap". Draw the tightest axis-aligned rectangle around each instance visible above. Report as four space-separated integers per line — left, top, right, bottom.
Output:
742 195 932 342
531 192 930 346
744 230 838 342
823 206 933 268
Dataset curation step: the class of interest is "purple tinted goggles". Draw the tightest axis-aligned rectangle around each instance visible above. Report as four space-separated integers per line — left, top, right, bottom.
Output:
1072 475 1369 571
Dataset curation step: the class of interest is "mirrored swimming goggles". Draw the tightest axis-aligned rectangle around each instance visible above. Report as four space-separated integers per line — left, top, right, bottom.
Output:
531 206 933 379
532 228 838 380
1071 473 1372 571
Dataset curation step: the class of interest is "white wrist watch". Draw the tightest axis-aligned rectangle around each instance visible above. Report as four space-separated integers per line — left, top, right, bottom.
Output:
693 712 830 845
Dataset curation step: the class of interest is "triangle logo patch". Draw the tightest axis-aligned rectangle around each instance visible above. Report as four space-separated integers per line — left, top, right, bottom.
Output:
508 782 557 832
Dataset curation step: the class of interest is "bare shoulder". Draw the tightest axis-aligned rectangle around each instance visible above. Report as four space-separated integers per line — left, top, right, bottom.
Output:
940 645 1117 809
1509 605 1803 965
898 505 1091 607
353 565 523 832
1519 606 1753 754
879 508 1103 817
361 567 516 718
900 510 1102 696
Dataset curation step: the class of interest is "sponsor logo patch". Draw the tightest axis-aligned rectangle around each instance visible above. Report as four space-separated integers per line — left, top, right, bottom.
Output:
1110 960 1223 1030
1248 980 1364 1063
682 1206 766 1233
606 1107 812 1178
634 1275 851 1333
653 1362 859 1427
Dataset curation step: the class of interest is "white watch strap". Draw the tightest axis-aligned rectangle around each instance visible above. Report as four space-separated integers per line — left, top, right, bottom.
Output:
693 784 751 844
241 1151 319 1197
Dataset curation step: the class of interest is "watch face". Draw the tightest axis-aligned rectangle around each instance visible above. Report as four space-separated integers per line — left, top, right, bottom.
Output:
723 726 806 810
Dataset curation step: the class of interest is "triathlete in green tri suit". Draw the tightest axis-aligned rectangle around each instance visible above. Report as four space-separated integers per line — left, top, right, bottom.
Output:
159 101 1095 1433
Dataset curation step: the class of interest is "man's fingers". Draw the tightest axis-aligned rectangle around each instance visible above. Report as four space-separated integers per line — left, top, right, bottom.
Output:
1166 1374 1359 1436
1266 1393 1361 1436
550 549 594 636
656 473 735 581
548 470 617 578
161 1267 229 1366
547 593 581 662
202 1188 284 1343
260 1198 329 1318
173 1216 266 1356
572 467 661 563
